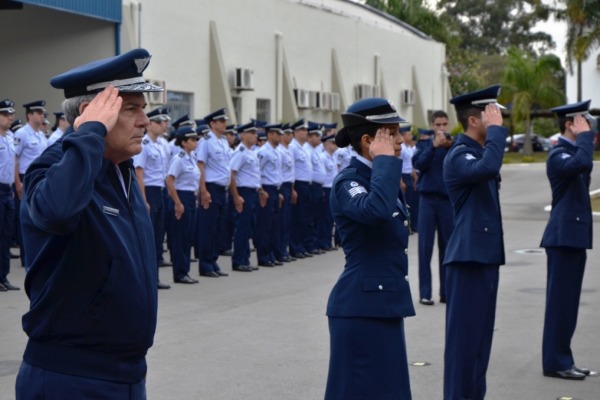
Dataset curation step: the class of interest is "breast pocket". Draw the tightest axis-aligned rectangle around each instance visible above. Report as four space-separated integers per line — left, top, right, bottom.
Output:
362 277 396 292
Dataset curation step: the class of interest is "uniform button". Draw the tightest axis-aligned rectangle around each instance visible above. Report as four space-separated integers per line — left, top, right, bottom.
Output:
576 217 580 221
484 227 488 232
405 275 409 282
404 220 408 227
404 248 408 255
378 285 383 290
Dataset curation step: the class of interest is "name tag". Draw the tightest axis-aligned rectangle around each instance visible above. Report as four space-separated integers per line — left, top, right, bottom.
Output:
102 206 120 216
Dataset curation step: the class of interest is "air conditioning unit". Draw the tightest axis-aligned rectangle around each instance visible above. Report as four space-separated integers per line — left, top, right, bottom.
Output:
145 79 167 104
401 89 414 106
308 91 319 109
355 84 374 100
331 93 341 111
294 89 310 109
318 92 332 110
232 67 254 90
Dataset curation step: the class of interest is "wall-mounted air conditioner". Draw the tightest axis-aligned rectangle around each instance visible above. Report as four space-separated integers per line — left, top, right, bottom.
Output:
232 67 254 90
294 89 310 109
401 89 414 106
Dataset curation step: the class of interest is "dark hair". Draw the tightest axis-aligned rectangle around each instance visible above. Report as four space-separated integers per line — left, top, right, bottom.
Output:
335 123 379 154
431 110 448 123
557 116 570 134
175 136 193 147
456 107 482 131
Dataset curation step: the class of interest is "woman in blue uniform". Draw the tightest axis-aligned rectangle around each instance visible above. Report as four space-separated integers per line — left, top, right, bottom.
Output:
325 98 415 400
166 126 201 284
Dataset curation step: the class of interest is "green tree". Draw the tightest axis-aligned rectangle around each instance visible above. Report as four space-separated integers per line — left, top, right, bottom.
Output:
501 48 565 155
436 0 554 54
556 0 600 101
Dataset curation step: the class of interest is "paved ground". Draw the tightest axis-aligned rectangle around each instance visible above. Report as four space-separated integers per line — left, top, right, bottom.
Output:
1 162 599 399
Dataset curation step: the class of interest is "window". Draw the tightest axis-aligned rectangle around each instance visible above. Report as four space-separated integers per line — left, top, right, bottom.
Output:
166 91 193 122
256 98 271 122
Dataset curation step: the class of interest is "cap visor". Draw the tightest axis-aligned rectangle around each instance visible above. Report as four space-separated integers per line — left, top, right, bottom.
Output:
117 82 164 93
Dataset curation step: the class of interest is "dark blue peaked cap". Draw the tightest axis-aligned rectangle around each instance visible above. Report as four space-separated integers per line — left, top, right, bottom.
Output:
418 128 433 136
23 100 46 112
196 124 209 135
204 108 228 123
237 121 258 132
225 124 237 134
551 100 591 118
307 122 322 134
321 134 336 142
341 98 407 128
400 125 412 133
50 48 163 99
53 111 65 119
147 107 166 121
282 123 292 132
176 125 199 139
0 100 15 114
172 115 194 129
258 131 267 140
251 118 268 127
450 85 505 109
10 119 23 131
322 122 338 130
291 118 308 130
264 123 283 134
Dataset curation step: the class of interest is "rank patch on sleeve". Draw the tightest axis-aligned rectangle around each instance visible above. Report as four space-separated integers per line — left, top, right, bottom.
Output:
560 153 571 159
464 153 476 160
346 181 367 197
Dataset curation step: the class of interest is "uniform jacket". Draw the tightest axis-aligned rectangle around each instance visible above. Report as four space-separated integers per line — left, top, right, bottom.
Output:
327 156 415 318
412 139 450 197
541 132 594 249
443 126 507 266
20 121 158 383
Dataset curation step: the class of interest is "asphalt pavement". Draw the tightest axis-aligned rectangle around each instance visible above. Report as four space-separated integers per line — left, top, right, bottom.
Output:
0 161 599 399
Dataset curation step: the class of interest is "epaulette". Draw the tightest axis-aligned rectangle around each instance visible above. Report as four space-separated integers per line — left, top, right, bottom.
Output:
178 151 185 157
142 138 149 145
239 146 244 152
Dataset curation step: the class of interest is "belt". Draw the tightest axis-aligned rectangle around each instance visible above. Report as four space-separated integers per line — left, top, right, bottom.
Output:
263 184 280 191
0 183 11 191
206 182 228 191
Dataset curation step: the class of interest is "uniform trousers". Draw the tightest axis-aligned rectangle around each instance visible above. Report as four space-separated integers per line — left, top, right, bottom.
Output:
170 191 197 281
305 182 323 252
444 263 499 400
145 186 165 267
401 173 418 232
219 191 234 254
256 185 279 264
163 188 173 257
290 180 311 256
197 182 227 274
232 187 258 267
274 181 293 260
417 194 453 300
13 174 25 266
542 247 586 372
0 184 14 282
16 362 146 400
325 317 411 400
317 187 334 250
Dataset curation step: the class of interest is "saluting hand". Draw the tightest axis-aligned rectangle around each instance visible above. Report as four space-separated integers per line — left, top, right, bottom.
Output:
368 128 394 159
571 114 591 135
74 85 122 132
481 103 503 128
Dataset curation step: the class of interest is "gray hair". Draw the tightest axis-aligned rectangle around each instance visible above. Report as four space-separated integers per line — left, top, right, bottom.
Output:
61 94 96 125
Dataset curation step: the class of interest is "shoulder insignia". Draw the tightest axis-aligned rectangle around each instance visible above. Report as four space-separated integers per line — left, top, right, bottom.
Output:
142 138 149 145
464 153 476 160
560 153 571 159
344 181 367 198
178 151 185 157
14 138 20 145
239 146 244 152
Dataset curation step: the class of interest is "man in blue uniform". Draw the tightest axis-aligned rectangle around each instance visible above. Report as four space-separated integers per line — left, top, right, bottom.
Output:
134 107 171 289
0 99 17 291
443 85 507 400
540 100 595 380
229 121 261 271
195 108 231 277
15 48 162 399
412 111 454 306
274 124 297 263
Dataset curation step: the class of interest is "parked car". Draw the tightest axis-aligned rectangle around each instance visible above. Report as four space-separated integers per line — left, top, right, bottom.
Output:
505 134 547 152
549 132 561 147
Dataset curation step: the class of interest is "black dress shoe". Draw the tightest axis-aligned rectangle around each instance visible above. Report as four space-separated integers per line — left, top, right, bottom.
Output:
543 368 586 380
157 281 171 289
273 261 284 266
200 271 220 278
1 281 20 290
174 276 199 284
439 296 447 304
232 265 252 272
258 262 275 267
0 282 7 292
419 298 434 306
190 258 198 262
303 252 313 258
158 261 172 267
10 251 19 259
291 253 304 259
215 271 228 276
220 250 233 256
573 366 591 376
250 265 259 270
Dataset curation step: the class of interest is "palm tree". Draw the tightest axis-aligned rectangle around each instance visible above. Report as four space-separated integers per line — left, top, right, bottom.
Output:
558 0 600 101
501 48 565 156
